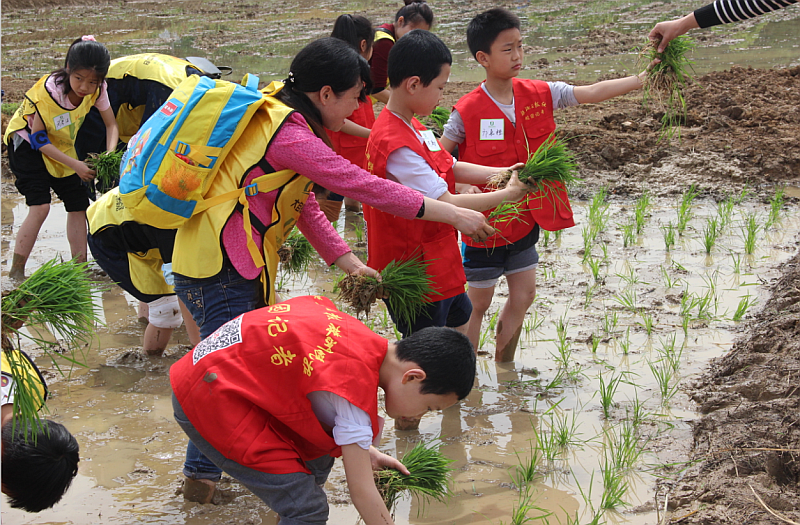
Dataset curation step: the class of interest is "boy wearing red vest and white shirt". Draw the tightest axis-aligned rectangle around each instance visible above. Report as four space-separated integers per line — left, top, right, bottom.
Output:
440 8 655 362
364 29 528 343
170 295 475 525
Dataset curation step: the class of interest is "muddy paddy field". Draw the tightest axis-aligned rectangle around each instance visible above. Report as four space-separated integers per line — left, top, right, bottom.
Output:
2 0 800 524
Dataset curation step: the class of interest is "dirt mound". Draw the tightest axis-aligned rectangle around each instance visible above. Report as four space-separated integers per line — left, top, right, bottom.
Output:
664 253 800 523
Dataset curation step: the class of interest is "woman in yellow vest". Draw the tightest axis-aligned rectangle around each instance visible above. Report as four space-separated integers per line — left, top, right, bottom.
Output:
4 36 119 281
172 37 496 503
2 349 79 513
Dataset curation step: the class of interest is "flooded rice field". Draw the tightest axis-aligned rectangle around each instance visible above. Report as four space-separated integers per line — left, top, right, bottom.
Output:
2 187 799 524
2 0 800 523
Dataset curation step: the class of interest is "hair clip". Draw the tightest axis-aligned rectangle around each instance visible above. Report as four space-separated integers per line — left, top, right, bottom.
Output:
81 35 97 41
287 71 296 84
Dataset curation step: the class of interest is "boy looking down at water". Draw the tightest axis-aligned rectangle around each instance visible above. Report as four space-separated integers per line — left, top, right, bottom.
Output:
440 8 655 362
170 295 475 525
364 29 529 343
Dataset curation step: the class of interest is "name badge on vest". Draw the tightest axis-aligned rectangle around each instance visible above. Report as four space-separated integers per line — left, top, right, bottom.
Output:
53 112 72 131
420 130 441 152
480 119 504 140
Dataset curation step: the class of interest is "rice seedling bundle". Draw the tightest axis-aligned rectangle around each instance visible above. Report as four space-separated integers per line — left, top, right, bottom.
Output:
337 256 440 328
85 149 124 193
425 106 450 137
375 440 453 512
278 229 315 274
639 35 695 140
486 136 580 212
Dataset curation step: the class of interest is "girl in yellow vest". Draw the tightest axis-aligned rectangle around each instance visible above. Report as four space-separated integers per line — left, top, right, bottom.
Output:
4 36 120 281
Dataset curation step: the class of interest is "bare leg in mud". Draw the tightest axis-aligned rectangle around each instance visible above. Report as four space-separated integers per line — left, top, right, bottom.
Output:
9 203 50 280
66 210 87 263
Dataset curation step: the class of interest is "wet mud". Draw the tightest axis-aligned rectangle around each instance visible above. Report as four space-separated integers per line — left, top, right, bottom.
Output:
2 0 800 524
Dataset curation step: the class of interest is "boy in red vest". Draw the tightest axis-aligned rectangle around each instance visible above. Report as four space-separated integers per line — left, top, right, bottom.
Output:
170 295 475 525
365 29 529 342
440 8 655 362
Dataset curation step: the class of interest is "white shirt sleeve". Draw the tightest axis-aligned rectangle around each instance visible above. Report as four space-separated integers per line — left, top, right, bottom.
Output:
549 81 579 109
308 390 376 450
386 147 449 199
442 109 466 144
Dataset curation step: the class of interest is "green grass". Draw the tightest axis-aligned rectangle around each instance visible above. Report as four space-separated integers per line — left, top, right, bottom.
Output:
620 220 636 247
598 371 622 418
701 217 719 254
742 213 760 254
1 102 20 115
676 184 699 235
633 191 651 234
375 440 453 512
732 294 757 322
766 186 785 228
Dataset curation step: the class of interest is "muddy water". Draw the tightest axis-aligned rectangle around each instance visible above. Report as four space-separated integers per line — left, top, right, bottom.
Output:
2 187 799 524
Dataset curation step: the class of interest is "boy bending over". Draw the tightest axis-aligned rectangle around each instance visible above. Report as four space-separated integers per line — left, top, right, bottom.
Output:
170 295 476 525
441 8 655 362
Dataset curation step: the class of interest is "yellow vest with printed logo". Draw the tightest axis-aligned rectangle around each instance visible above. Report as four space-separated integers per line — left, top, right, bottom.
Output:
1 349 48 412
3 74 100 178
172 82 312 305
87 188 173 296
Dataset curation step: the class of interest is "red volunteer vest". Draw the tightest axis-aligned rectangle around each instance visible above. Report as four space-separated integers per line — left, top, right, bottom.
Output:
455 78 574 246
170 296 386 474
364 109 466 301
325 98 375 170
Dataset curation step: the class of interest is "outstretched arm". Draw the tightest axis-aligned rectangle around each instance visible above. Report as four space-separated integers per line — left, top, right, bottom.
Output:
342 444 408 525
649 13 700 52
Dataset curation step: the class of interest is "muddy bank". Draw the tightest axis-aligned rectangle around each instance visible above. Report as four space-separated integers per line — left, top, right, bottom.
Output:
663 253 800 524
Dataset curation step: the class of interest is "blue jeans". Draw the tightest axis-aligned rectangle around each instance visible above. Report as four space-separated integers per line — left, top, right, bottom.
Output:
173 261 263 480
173 394 334 524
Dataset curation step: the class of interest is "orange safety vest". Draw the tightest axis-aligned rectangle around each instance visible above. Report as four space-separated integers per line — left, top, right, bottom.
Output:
364 109 466 301
170 296 386 474
455 78 574 245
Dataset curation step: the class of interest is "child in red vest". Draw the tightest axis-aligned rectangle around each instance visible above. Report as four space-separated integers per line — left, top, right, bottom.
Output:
365 29 529 341
170 295 475 525
440 8 656 362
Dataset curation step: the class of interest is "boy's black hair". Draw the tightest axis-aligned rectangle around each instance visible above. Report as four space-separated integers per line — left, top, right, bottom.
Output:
2 419 80 513
387 29 451 88
395 0 434 28
276 37 373 147
52 37 111 96
331 14 375 54
395 327 476 400
466 8 522 59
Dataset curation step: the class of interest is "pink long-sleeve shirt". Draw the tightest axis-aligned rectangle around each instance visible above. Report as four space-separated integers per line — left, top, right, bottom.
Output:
222 112 425 279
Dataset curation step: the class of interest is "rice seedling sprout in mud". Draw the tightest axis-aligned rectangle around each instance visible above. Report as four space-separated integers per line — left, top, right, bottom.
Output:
661 221 676 252
590 333 601 353
613 287 637 313
353 222 364 244
599 451 630 510
541 230 551 248
337 255 439 329
1 257 101 436
730 252 742 274
618 326 632 355
732 294 757 322
278 229 315 274
638 310 655 336
512 440 542 486
648 360 680 403
620 220 636 247
660 265 681 289
676 184 699 235
616 264 646 286
606 419 648 474
598 371 622 419
716 196 735 233
85 149 124 194
701 217 719 254
742 213 760 255
375 440 453 513
656 332 683 372
639 35 695 141
424 106 450 137
586 255 603 282
633 191 651 234
602 308 619 335
766 186 785 228
584 282 599 308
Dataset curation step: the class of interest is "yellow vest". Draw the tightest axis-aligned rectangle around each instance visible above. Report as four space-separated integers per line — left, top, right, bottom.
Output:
108 54 198 142
172 82 312 305
3 74 100 178
87 188 174 296
1 349 48 412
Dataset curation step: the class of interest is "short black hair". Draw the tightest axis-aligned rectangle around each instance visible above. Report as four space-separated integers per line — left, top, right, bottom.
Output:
395 327 476 399
2 419 80 513
395 0 434 28
466 8 522 59
388 29 451 88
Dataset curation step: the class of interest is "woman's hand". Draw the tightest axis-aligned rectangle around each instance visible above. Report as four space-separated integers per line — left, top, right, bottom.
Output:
369 446 410 475
74 161 96 181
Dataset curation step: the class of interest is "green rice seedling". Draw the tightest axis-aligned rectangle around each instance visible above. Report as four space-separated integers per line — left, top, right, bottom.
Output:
2 258 101 436
598 371 622 418
488 311 500 331
766 186 786 229
639 35 695 141
602 308 619 335
716 196 735 233
730 252 742 274
648 360 680 403
354 222 364 244
661 221 676 252
742 213 759 255
512 441 542 487
599 240 609 262
541 230 551 248
732 294 757 322
701 217 719 254
488 200 531 229
627 394 650 429
676 184 699 235
338 255 440 328
633 191 651 234
278 229 315 274
392 325 402 341
590 334 600 353
584 282 599 309
680 312 690 336
586 255 603 282
425 106 450 137
618 326 632 355
581 226 595 263
659 265 680 289
615 265 646 286
552 316 573 371
613 287 637 313
478 324 492 350
554 229 563 242
374 440 453 512
549 409 582 450
638 310 656 336
733 184 751 205
85 149 124 194
507 487 550 525
606 419 648 474
656 332 683 372
620 220 636 248
599 452 630 509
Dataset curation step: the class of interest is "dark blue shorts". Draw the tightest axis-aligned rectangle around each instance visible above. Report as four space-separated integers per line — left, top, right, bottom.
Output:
385 291 472 338
462 226 540 287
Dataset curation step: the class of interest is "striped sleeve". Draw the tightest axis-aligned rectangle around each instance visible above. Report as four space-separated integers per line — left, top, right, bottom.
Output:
694 0 797 27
